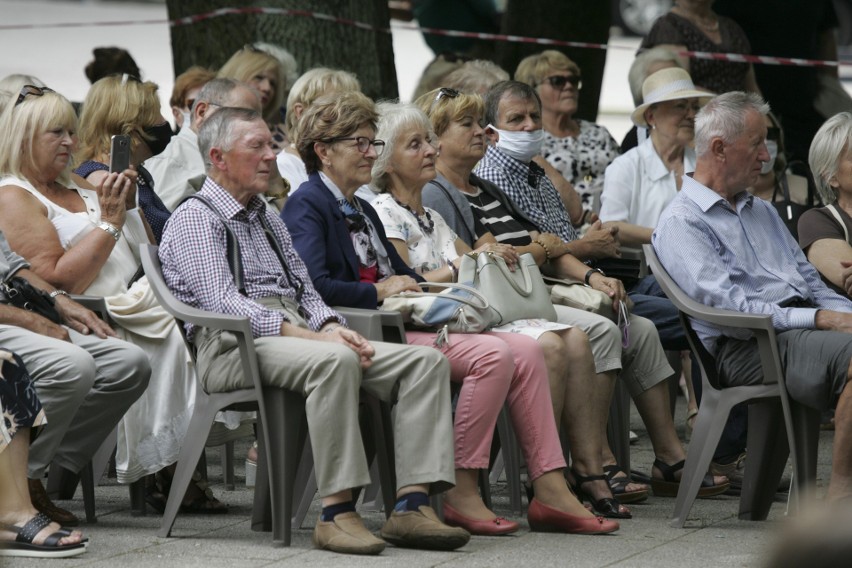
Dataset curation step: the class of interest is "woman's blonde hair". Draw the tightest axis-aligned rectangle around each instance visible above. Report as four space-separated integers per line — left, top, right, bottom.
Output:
0 89 77 185
296 91 377 175
514 50 581 89
76 75 162 164
285 67 360 140
414 88 485 138
218 46 286 124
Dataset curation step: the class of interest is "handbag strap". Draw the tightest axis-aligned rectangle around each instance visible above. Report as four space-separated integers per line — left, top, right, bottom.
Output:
481 252 534 296
429 179 476 245
826 203 851 244
388 281 491 310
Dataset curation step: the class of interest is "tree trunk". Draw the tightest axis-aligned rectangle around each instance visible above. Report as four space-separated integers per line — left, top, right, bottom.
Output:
165 0 399 100
496 1 611 121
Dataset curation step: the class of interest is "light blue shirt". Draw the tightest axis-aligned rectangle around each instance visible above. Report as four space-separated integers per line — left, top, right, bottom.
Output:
652 175 852 353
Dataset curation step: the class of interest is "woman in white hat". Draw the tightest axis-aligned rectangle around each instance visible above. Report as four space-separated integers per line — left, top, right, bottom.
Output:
599 67 713 246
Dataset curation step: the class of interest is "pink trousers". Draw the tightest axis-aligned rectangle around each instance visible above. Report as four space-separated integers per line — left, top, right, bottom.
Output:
406 330 566 481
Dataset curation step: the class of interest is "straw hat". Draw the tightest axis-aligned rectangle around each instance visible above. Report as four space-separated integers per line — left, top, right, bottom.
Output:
630 67 715 127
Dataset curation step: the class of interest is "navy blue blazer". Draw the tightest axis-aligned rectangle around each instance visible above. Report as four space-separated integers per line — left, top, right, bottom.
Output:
281 172 423 309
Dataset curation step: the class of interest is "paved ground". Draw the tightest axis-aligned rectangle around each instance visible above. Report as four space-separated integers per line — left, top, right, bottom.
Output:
2 397 834 568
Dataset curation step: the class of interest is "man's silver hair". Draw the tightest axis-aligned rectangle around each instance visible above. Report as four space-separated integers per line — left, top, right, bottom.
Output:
694 91 770 157
191 78 258 125
198 107 262 171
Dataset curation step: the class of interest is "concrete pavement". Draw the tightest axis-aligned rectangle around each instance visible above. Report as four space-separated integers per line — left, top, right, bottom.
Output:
2 399 833 568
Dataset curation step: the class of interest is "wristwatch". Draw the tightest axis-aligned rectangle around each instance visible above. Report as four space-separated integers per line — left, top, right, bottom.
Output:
584 268 605 286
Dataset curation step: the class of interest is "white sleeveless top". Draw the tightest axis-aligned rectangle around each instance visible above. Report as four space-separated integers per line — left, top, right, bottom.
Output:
0 175 149 297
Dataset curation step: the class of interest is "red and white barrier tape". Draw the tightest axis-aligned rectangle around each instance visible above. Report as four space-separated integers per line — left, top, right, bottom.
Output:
0 6 847 69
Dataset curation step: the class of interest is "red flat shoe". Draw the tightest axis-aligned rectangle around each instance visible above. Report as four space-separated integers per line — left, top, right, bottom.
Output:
527 499 619 535
443 503 519 536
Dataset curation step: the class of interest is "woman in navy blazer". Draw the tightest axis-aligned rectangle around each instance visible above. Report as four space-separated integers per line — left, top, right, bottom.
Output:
281 91 619 536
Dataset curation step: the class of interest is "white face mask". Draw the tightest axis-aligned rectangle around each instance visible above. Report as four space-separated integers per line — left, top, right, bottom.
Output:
487 124 544 162
179 110 191 129
761 139 779 175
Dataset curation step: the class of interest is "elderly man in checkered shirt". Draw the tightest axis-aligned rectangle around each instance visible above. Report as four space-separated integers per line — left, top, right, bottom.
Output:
158 107 468 556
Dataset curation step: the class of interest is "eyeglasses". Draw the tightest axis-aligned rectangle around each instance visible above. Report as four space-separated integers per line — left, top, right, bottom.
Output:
429 87 460 113
15 85 55 107
539 75 582 91
325 136 386 156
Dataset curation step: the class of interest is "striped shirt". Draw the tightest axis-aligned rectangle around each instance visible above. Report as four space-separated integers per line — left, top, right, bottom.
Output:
475 145 579 243
464 186 535 246
159 177 342 341
653 175 852 353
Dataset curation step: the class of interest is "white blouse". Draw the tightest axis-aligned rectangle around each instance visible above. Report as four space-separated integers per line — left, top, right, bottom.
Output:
600 137 696 229
371 193 459 275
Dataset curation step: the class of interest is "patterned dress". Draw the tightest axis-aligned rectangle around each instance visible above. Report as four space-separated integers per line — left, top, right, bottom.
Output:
0 349 46 455
541 120 620 213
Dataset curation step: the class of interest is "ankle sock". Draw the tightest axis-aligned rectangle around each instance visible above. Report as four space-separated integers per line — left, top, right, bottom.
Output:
320 500 355 521
394 491 429 512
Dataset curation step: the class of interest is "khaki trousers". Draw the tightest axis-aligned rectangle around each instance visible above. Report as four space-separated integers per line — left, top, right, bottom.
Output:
195 297 454 497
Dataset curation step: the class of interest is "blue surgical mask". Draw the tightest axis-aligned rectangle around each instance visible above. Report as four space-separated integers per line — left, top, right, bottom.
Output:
488 124 544 162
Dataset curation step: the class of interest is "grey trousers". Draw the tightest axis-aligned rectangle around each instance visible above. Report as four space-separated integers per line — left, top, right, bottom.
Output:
554 305 673 397
0 325 151 478
194 299 455 498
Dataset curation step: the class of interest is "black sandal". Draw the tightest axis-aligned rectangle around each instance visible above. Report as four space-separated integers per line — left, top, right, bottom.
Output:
603 465 649 504
0 512 86 558
650 459 730 498
569 469 632 519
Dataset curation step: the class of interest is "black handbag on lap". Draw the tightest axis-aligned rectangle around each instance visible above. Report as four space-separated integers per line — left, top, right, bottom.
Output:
0 276 62 324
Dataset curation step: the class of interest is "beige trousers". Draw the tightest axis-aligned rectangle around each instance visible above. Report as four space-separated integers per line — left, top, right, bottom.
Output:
194 297 455 497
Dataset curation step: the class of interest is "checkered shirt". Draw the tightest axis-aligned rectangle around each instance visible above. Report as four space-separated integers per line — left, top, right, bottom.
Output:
159 177 343 340
475 145 579 242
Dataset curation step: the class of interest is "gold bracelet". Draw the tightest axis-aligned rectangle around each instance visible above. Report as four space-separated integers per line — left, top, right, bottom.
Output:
533 239 551 262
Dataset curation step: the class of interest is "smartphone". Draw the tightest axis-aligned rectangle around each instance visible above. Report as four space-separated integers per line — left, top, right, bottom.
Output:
109 134 131 173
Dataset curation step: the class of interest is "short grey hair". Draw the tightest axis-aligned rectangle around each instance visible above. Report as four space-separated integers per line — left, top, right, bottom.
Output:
628 47 683 106
483 80 541 127
198 107 263 172
191 78 258 125
809 111 852 205
694 91 770 158
371 101 434 193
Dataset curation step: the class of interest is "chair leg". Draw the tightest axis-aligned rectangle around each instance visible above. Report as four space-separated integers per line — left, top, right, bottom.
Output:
607 381 631 474
129 479 147 516
291 441 317 528
223 441 235 490
157 396 219 537
670 390 734 528
79 463 97 524
739 400 789 521
495 407 522 515
46 465 79 500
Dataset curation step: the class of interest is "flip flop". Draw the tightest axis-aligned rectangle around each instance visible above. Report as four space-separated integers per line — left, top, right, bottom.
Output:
0 512 87 558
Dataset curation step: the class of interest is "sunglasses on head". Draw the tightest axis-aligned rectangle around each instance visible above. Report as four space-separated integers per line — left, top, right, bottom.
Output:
15 85 55 107
539 75 582 91
429 87 460 113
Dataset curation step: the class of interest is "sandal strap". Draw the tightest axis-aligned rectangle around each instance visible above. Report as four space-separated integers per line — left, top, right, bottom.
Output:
13 512 52 544
652 459 686 483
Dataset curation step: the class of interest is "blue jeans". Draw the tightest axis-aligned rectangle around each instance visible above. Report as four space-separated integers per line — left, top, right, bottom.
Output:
628 275 689 351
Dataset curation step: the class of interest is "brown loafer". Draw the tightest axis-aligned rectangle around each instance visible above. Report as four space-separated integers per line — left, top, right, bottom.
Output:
28 478 79 527
312 511 386 555
380 505 470 551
